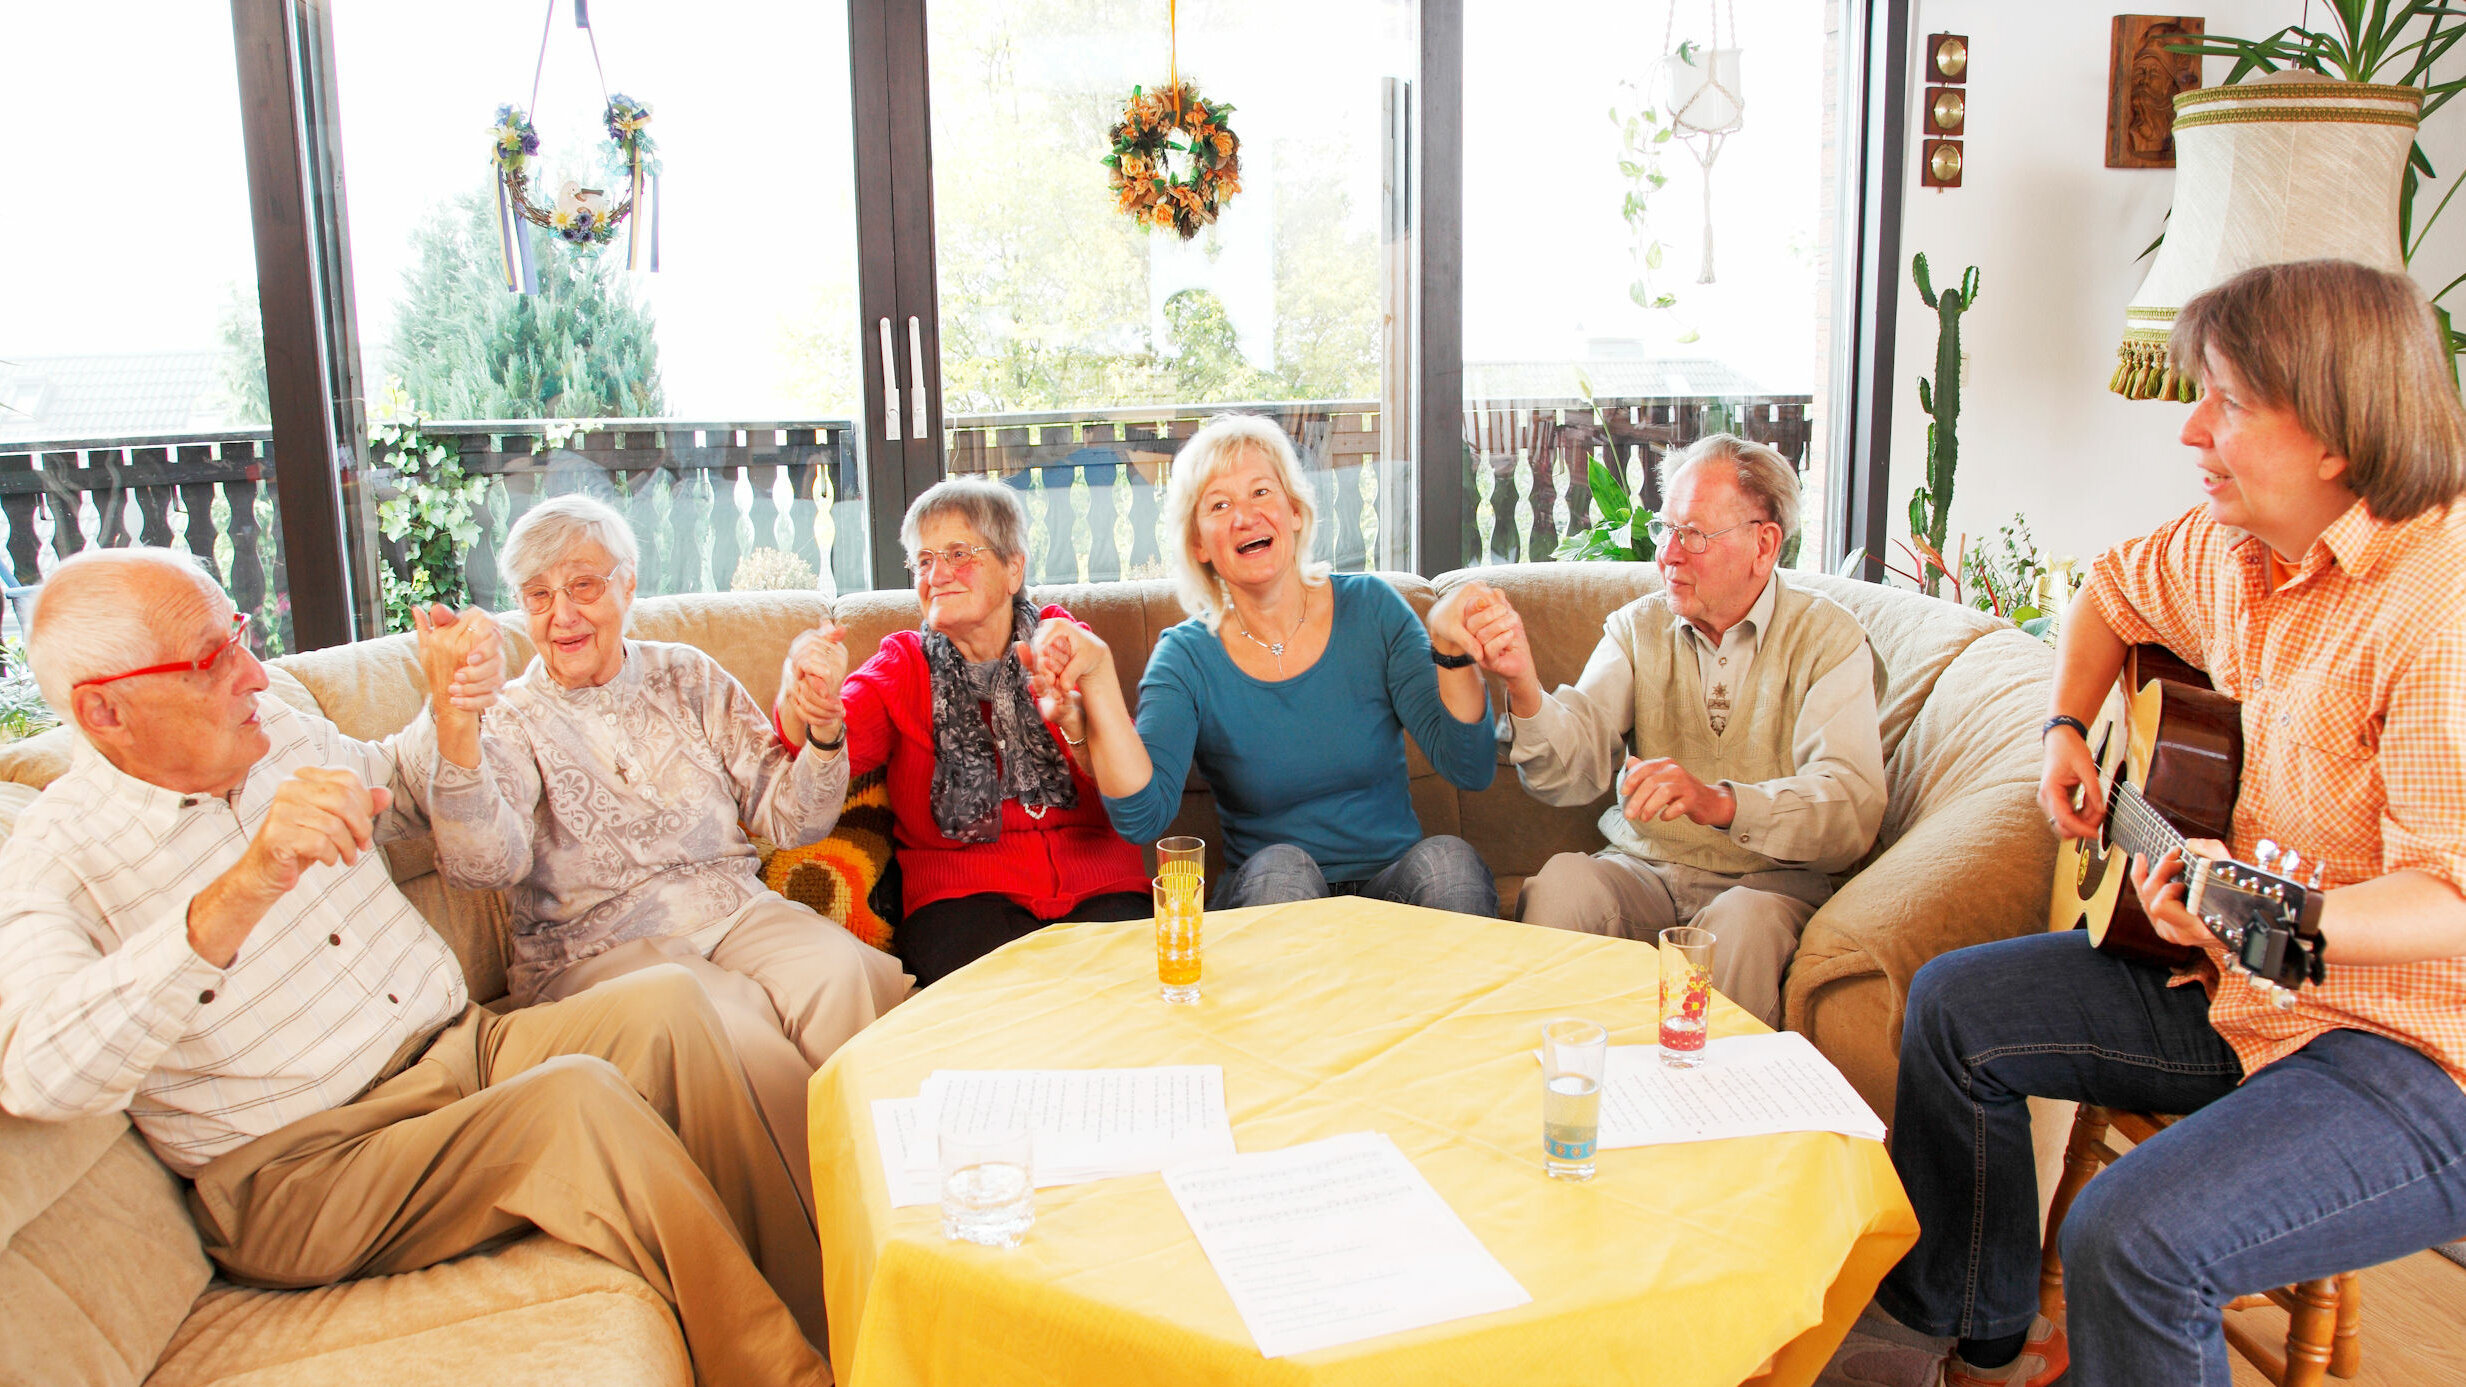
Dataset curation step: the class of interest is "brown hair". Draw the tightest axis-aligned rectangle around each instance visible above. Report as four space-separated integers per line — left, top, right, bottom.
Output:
2170 259 2466 522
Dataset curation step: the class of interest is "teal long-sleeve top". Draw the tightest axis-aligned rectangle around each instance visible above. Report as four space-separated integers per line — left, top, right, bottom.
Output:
1101 572 1496 881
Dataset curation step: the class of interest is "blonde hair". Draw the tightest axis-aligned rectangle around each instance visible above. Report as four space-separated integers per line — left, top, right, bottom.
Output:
2171 259 2466 522
1161 415 1329 630
1657 432 1802 540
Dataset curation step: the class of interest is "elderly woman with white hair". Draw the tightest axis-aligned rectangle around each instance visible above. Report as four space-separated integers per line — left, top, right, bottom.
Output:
1028 414 1501 914
428 494 911 1213
833 477 1150 987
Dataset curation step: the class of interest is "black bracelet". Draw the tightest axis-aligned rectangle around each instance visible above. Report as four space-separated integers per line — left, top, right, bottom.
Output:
807 726 846 752
1431 648 1477 669
2041 714 2090 743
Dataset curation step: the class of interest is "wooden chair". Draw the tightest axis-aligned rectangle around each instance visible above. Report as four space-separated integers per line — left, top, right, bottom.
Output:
2038 1105 2363 1385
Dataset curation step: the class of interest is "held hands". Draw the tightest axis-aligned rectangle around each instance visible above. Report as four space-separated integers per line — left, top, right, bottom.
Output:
1620 755 1737 830
1425 582 1534 681
2040 724 2105 840
2127 838 2231 950
776 621 850 748
411 604 505 714
1021 618 1112 742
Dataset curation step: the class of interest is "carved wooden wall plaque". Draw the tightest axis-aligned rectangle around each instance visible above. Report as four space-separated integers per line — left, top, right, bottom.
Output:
2108 15 2203 168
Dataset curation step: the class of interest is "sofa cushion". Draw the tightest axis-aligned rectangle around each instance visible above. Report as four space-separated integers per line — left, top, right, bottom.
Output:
0 1116 212 1387
145 1234 688 1387
0 725 74 792
765 766 898 951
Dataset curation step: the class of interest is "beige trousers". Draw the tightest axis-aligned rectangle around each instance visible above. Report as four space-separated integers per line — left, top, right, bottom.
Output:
186 966 828 1387
1518 851 1833 1028
535 894 914 1217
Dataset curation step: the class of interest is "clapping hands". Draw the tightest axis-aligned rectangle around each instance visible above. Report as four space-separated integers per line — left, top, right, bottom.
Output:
777 620 850 748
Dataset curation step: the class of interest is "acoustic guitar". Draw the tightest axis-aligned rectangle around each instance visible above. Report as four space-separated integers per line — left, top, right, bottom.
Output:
2047 648 2328 1003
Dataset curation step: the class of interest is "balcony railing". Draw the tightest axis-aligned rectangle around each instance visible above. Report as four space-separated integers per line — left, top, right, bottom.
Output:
0 391 1813 644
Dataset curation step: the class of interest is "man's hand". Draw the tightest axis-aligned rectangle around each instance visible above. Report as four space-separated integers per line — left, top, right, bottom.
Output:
189 768 393 967
412 604 505 713
1620 756 1737 829
2128 838 2230 951
776 621 849 749
2041 724 2105 840
1460 584 1536 682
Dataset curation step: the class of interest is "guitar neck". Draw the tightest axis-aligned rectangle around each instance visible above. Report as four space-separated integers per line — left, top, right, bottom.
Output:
2108 781 2187 862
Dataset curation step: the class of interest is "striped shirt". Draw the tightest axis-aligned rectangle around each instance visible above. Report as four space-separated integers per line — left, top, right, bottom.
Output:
2089 499 2466 1092
0 696 470 1174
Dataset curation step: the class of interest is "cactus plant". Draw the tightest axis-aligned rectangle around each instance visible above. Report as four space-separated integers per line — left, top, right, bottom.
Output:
1910 253 1979 597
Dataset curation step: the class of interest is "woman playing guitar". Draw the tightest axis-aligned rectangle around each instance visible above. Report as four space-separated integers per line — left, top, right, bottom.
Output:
1873 259 2466 1387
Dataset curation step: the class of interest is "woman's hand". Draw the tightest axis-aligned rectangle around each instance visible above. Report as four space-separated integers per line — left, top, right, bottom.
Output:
777 620 849 749
412 604 505 712
1458 584 1535 684
1022 618 1111 709
1424 582 1485 658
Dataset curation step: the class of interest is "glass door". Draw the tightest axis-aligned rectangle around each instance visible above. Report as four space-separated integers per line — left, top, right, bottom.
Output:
915 0 1419 585
328 0 882 618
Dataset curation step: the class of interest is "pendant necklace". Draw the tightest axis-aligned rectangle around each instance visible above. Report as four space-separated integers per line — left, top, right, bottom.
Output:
1234 589 1313 674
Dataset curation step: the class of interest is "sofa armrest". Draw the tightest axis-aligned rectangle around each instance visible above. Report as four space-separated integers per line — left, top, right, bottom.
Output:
1786 780 2056 1117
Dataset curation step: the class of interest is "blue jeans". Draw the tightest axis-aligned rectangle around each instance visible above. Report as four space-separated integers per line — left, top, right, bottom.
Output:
1878 930 2466 1387
1216 836 1499 918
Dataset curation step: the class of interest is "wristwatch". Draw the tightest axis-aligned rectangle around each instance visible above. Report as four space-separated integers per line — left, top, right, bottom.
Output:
1431 648 1477 669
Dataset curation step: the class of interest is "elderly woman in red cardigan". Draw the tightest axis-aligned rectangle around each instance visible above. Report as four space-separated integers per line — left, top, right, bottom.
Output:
835 477 1149 986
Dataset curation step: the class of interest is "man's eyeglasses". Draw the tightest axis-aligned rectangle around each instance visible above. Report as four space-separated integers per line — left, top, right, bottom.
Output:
73 612 253 690
905 543 996 579
1646 516 1770 555
518 569 623 614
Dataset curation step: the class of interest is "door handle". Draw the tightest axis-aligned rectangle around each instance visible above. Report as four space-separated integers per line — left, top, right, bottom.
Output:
877 317 899 442
907 316 929 441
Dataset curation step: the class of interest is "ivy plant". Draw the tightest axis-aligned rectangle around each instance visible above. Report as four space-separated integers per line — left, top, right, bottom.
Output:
369 381 489 632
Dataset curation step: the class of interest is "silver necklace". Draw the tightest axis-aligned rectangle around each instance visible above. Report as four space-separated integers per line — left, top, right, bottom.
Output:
1234 591 1312 673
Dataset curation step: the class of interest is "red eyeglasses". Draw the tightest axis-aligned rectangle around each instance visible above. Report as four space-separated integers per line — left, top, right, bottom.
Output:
72 612 254 690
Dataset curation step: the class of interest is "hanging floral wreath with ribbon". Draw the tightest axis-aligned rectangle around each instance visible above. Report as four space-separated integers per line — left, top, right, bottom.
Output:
486 2 660 294
1104 82 1242 241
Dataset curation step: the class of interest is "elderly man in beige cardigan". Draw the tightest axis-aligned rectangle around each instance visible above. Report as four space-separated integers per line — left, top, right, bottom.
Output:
1458 434 1886 1026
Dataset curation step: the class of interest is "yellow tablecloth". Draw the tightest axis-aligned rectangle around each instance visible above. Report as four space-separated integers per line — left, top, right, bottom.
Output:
809 898 1916 1387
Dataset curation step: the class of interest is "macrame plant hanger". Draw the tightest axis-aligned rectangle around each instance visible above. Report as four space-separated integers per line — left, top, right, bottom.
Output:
1662 0 1743 284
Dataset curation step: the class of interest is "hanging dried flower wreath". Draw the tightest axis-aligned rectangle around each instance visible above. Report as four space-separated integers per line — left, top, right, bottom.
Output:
490 94 656 246
1103 82 1242 240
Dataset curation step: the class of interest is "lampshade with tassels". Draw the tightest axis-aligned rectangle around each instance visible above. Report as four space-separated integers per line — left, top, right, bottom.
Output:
2112 71 2420 401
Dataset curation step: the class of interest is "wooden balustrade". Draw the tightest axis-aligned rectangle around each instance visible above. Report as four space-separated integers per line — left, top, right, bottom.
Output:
0 393 1813 642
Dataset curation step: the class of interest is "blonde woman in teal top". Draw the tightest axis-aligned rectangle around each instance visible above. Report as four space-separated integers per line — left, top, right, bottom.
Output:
1025 414 1504 916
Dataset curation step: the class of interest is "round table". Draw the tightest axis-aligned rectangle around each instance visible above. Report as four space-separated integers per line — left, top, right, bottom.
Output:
808 897 1916 1386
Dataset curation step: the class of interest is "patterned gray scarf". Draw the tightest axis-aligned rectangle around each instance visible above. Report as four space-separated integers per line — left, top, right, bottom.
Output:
923 595 1078 843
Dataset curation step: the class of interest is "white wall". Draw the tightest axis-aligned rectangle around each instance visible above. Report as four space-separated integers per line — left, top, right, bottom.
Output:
1884 2 2466 574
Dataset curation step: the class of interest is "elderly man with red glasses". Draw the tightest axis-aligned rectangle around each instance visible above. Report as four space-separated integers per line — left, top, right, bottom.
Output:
0 546 833 1386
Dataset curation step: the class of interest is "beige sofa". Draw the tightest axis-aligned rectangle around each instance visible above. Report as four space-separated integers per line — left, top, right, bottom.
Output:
0 562 2055 1385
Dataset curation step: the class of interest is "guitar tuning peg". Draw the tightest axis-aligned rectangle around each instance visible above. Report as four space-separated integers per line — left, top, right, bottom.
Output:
2256 840 2280 870
2279 849 2301 877
2271 986 2299 1012
2307 863 2324 890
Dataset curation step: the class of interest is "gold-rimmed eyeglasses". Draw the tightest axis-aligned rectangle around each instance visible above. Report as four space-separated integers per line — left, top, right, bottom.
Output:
905 543 996 579
1646 516 1770 555
517 568 624 614
73 612 253 690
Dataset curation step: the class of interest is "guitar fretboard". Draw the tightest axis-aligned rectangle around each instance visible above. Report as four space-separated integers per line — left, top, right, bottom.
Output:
2105 779 2188 861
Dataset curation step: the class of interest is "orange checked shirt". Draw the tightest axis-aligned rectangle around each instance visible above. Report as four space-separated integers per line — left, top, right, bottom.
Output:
2089 499 2466 1093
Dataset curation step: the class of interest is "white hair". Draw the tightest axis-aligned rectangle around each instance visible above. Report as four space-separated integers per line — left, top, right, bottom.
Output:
1657 432 1803 541
899 476 1032 565
26 548 227 717
1162 415 1329 631
499 493 641 589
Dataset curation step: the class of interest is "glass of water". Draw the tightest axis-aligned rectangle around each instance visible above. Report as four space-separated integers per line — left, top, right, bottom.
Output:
939 1124 1034 1247
1541 1017 1609 1181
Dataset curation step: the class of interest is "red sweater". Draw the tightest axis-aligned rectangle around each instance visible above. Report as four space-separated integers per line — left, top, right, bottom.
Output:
841 608 1149 919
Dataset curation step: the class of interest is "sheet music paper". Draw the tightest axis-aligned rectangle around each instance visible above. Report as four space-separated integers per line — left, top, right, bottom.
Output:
1164 1131 1532 1358
1596 1031 1886 1148
872 1066 1238 1207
